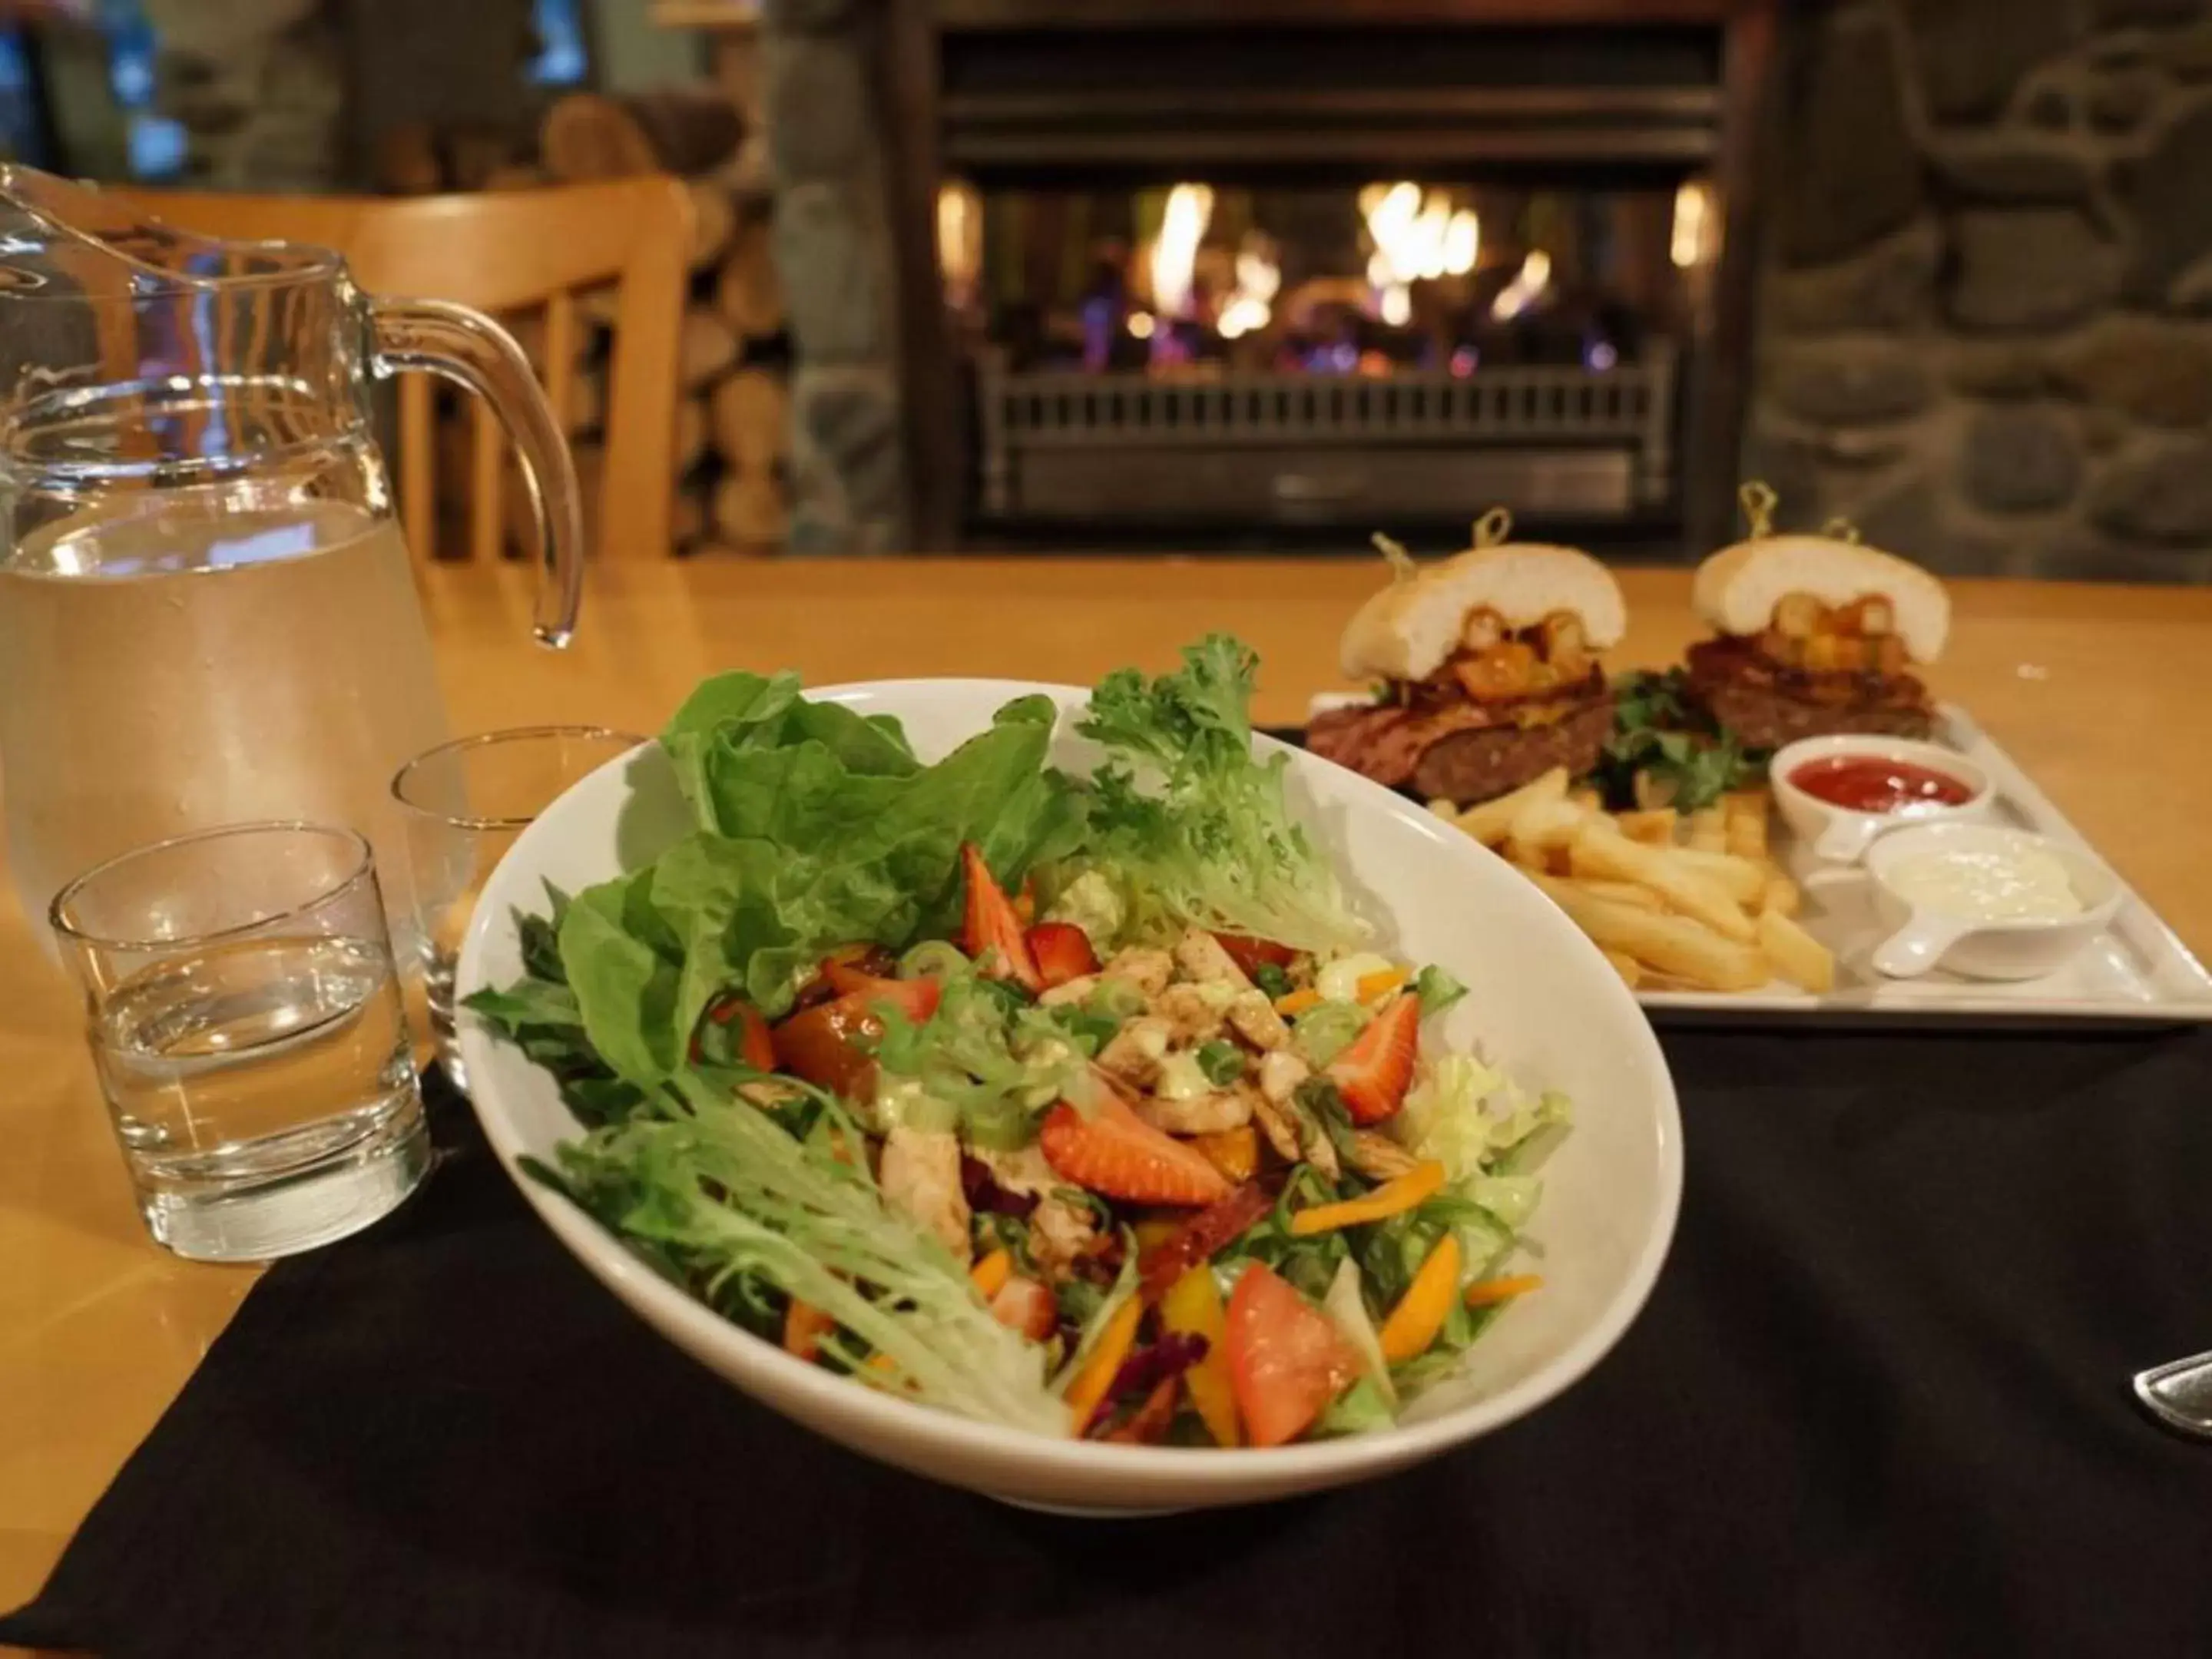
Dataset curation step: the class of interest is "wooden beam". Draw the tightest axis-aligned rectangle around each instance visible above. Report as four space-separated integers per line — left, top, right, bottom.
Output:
935 0 1739 29
882 0 962 550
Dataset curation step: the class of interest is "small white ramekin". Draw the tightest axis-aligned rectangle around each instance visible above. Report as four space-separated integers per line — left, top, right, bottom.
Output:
1770 733 1995 866
1864 822 2123 981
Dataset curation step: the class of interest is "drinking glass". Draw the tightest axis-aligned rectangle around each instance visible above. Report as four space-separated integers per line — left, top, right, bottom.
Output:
51 822 430 1263
391 726 643 1089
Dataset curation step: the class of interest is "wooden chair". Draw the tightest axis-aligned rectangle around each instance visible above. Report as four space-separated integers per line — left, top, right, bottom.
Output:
108 177 693 562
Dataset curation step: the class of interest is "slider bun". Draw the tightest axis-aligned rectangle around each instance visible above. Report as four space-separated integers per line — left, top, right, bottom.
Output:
1693 534 1949 664
1339 542 1628 682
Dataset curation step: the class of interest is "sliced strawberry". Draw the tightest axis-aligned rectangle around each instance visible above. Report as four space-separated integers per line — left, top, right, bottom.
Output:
961 843 1041 992
1136 1181 1275 1303
1214 933 1295 977
1039 1091 1232 1207
1225 1262 1362 1448
692 993 775 1069
1324 992 1421 1124
1024 920 1098 989
988 1274 1058 1343
770 977 941 1098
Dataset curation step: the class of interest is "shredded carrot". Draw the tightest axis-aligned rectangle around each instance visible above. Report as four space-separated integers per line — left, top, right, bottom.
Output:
1288 1160 1447 1235
1012 881 1037 926
783 1299 836 1362
1378 1233 1462 1362
969 1247 1014 1300
1355 967 1410 1004
1190 1124 1259 1184
1161 1266 1240 1446
1273 987 1323 1016
1463 1273 1545 1308
1063 1296 1145 1427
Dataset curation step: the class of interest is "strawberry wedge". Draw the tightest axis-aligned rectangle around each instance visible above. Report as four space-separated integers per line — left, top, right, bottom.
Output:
1324 992 1421 1124
960 843 1042 992
1039 1091 1231 1207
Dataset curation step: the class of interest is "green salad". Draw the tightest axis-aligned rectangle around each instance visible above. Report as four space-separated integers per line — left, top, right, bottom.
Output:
469 636 1567 1448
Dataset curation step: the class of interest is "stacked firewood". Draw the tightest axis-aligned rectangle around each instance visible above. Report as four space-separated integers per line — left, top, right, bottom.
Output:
435 85 790 557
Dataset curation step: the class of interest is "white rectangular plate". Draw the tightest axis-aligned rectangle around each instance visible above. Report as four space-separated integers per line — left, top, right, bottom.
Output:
1305 697 2212 1028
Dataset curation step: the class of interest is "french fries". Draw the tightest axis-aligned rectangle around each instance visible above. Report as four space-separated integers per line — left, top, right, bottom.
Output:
1568 826 1757 943
1614 808 1677 847
1757 908 1835 993
1435 774 1838 996
1531 873 1769 992
1443 767 1568 848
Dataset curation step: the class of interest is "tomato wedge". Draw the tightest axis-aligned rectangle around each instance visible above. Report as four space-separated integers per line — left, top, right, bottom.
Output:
770 976 941 1098
1224 1262 1361 1449
1136 1181 1273 1303
818 944 901 998
691 993 775 1069
1023 921 1098 989
1214 933 1295 977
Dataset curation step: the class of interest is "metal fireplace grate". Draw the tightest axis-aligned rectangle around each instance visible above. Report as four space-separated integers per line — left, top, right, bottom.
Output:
977 344 1677 526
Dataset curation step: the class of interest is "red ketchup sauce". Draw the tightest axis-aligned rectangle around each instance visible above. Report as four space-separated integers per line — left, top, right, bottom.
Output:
1789 755 1974 813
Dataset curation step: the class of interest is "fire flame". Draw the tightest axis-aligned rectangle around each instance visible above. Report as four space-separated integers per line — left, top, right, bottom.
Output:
935 180 982 303
1217 243 1281 339
1361 182 1479 329
1489 250 1553 322
1671 178 1715 270
1150 184 1214 319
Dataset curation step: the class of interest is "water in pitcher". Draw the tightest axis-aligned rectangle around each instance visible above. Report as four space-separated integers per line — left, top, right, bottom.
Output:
0 498 451 948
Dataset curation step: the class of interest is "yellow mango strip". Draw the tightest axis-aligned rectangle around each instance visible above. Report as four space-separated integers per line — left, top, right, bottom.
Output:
1190 1124 1259 1184
1161 1265 1240 1446
1377 1234 1463 1363
1355 967 1410 1004
1063 1295 1145 1427
1288 1160 1447 1236
969 1247 1014 1301
1131 1217 1183 1253
1464 1273 1545 1308
1273 987 1323 1016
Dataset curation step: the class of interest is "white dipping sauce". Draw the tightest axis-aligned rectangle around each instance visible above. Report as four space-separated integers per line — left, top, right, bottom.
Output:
1886 844 2083 922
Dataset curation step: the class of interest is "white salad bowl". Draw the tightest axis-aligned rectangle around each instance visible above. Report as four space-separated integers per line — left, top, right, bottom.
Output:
456 679 1682 1515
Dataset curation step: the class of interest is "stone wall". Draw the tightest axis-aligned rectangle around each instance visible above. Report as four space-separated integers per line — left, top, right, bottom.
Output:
1748 0 2212 580
760 0 911 553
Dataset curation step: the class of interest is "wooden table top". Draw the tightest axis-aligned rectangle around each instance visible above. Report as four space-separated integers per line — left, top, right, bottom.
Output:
6 555 2210 1614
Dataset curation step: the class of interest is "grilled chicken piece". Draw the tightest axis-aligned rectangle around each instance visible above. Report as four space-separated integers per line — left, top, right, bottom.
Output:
1298 1113 1341 1182
972 1142 1056 1198
1037 974 1098 1008
1134 1087 1253 1137
1257 1048 1311 1105
1346 1130 1421 1181
1101 946 1174 998
1028 1194 1102 1283
1247 1085 1303 1164
1157 983 1227 1044
1225 988 1290 1051
1098 1015 1173 1088
879 1126 972 1262
1173 928 1253 990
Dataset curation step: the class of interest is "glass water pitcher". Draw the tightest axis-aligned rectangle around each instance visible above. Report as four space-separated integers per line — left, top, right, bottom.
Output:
0 164 584 953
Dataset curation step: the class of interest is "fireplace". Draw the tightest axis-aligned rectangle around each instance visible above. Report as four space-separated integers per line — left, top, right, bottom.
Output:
880 2 1778 552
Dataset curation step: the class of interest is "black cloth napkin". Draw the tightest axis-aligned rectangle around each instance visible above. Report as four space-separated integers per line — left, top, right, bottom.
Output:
9 1029 2212 1659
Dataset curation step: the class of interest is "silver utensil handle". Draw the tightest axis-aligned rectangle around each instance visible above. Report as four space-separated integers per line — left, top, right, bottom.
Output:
2134 1349 2212 1439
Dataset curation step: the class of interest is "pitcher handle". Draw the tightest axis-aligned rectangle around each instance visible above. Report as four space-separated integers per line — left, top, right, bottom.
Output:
367 297 584 648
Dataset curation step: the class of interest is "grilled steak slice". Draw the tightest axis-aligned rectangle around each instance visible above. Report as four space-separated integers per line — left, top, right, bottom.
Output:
1409 697 1615 804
